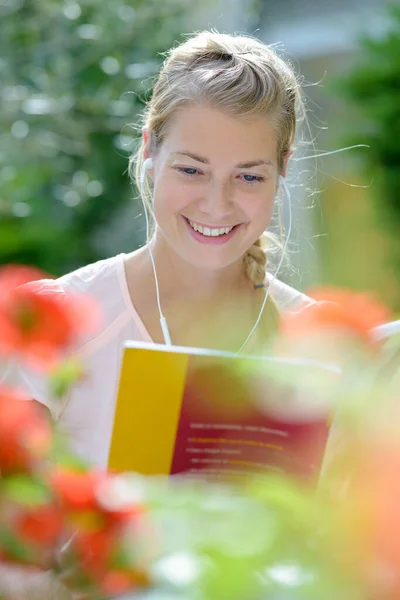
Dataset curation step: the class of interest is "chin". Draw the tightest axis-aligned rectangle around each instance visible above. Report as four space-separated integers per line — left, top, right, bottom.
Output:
180 248 243 272
157 225 247 271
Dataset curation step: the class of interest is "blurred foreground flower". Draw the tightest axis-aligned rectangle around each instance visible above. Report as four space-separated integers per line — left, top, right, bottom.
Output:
0 264 101 370
282 287 390 344
0 385 52 475
341 436 400 598
277 287 391 366
1 265 399 600
51 468 152 597
0 478 63 569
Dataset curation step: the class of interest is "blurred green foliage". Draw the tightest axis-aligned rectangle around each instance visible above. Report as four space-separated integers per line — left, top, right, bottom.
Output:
332 4 400 272
116 474 365 600
0 0 189 276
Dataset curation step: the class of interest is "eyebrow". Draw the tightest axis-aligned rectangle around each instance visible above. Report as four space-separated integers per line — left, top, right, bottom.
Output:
172 151 273 169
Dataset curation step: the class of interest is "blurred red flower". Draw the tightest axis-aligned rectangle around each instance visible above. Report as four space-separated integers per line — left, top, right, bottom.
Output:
14 504 63 571
74 528 116 575
16 503 63 548
51 468 143 523
341 439 400 597
100 569 140 596
281 288 390 347
0 385 52 474
0 501 63 569
0 264 101 369
50 467 148 594
363 443 400 588
74 526 148 596
51 469 106 512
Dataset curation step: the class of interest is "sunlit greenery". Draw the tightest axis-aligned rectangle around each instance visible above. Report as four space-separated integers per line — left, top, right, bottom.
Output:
332 4 400 273
0 0 189 275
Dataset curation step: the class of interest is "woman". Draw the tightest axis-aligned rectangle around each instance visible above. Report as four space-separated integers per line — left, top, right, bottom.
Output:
4 29 320 600
17 30 315 470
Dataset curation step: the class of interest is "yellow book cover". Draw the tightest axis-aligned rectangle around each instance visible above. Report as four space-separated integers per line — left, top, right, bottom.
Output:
108 342 337 482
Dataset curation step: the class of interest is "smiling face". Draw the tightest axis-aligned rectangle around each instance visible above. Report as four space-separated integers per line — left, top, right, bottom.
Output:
146 104 281 273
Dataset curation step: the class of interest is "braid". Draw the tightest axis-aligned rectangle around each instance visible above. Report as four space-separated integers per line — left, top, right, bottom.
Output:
244 236 281 341
243 237 267 287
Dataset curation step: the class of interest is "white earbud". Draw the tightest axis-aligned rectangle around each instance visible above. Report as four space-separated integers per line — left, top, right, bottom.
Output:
141 157 153 188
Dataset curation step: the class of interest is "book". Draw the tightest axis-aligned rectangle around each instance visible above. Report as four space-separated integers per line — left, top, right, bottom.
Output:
108 342 339 483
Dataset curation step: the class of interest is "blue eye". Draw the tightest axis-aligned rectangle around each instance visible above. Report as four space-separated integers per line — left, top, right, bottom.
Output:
241 174 264 184
177 167 199 176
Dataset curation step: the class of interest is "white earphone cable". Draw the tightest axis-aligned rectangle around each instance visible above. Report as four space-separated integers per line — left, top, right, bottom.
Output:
141 158 172 345
236 176 292 354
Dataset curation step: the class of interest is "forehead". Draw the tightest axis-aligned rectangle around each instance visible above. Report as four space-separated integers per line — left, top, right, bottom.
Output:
160 104 277 161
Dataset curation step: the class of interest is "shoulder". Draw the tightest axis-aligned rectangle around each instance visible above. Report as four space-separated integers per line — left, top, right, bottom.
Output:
11 255 129 420
25 254 128 350
266 274 316 314
53 253 124 297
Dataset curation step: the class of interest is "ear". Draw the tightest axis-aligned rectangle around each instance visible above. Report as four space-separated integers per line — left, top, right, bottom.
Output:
281 148 293 178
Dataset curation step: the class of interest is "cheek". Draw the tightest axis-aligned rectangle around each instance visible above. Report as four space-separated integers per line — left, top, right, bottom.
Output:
154 169 203 214
153 179 187 218
242 192 276 224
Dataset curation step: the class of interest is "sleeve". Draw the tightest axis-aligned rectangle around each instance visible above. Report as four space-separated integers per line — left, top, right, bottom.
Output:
1 359 70 422
0 277 73 422
372 319 400 341
267 276 316 314
317 415 354 499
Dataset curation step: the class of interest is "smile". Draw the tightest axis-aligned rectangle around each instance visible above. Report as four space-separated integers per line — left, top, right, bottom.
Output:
187 219 234 237
182 216 241 246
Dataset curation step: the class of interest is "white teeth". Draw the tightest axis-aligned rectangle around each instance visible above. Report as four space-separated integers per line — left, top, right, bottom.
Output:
188 220 234 237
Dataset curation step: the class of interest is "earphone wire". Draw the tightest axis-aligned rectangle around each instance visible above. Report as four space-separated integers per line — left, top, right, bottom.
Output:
235 142 369 350
141 159 172 345
236 176 292 354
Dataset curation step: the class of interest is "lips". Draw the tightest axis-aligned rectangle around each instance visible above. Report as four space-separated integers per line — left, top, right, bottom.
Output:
182 216 241 246
187 219 234 237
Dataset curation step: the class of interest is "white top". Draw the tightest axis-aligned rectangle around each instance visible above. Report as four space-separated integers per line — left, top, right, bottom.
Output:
11 253 315 469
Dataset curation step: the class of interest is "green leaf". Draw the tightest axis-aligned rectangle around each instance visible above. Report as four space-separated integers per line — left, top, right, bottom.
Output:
2 474 51 506
0 0 191 275
0 527 33 563
48 357 84 398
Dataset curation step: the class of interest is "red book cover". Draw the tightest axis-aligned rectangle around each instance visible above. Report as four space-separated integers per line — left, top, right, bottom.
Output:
108 343 336 484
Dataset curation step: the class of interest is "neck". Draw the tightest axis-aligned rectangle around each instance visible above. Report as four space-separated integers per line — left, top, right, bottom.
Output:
124 237 270 352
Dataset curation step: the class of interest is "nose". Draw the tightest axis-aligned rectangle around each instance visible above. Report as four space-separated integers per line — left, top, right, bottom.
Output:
197 179 234 222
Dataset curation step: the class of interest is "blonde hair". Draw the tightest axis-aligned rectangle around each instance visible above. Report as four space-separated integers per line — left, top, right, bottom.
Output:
130 31 305 333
